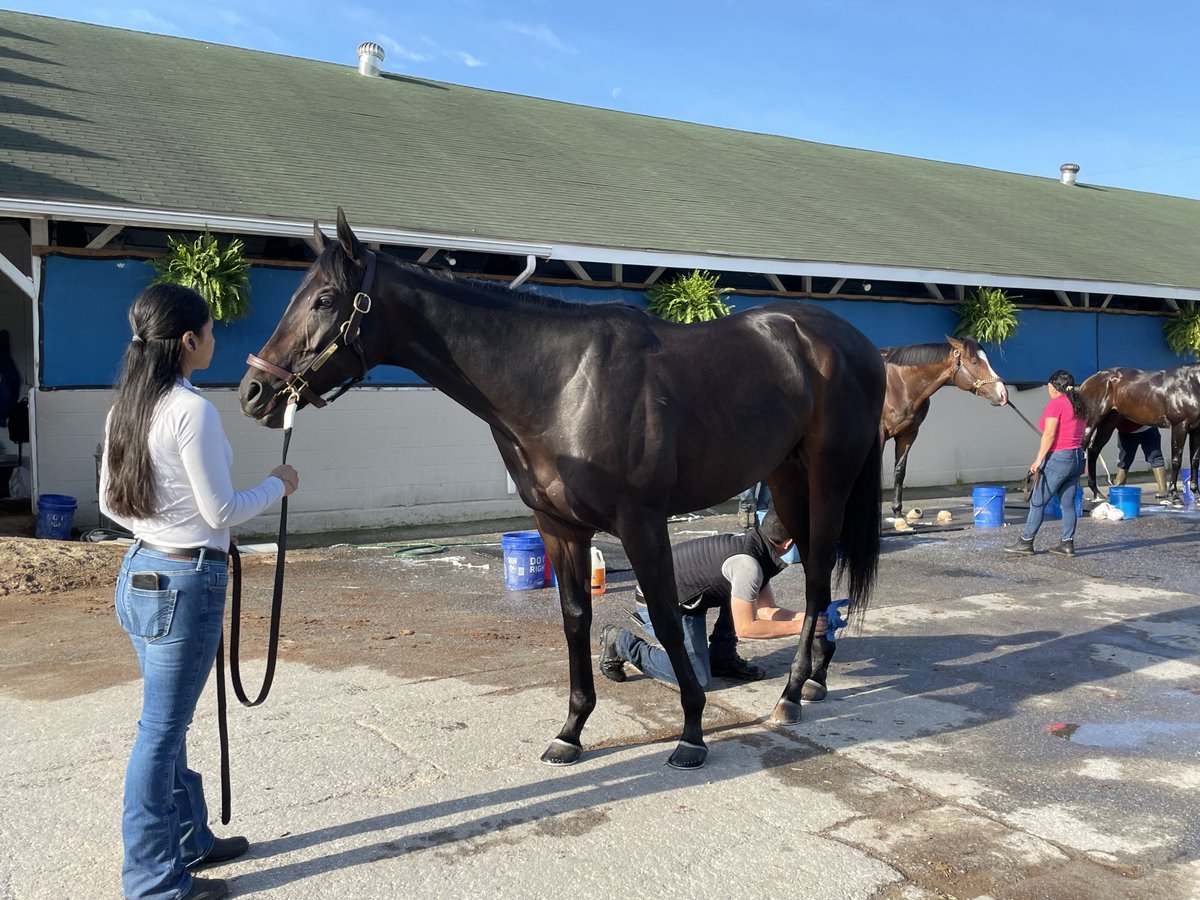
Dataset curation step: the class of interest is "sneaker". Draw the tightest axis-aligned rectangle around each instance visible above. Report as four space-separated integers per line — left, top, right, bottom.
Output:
182 877 228 900
189 836 249 871
599 625 627 682
710 655 766 682
1049 540 1076 557
1003 537 1035 555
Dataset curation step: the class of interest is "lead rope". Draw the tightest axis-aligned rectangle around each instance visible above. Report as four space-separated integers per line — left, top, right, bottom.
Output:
216 400 296 824
1007 398 1112 489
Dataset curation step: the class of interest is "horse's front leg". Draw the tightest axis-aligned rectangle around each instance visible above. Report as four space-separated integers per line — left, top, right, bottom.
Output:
1169 424 1189 504
536 517 596 766
618 513 708 769
1188 428 1200 499
1088 418 1119 501
891 427 918 518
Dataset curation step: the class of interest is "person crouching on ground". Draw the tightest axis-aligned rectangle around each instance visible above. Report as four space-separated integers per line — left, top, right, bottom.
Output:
1005 369 1087 557
599 509 829 694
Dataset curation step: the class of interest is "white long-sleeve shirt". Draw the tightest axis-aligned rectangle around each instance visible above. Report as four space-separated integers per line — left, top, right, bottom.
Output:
99 378 285 550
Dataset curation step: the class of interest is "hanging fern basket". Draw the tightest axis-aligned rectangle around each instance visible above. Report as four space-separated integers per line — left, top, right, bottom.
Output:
151 232 252 323
646 269 735 323
954 286 1019 346
1164 305 1200 359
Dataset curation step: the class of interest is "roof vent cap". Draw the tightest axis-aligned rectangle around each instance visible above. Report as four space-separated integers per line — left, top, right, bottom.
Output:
357 42 385 77
1059 162 1080 186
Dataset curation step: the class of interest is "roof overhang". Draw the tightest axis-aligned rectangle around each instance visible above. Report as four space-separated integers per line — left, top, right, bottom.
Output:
6 197 1199 303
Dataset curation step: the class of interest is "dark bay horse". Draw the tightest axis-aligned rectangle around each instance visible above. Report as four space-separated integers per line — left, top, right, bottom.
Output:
1080 364 1200 503
880 338 1008 516
238 210 886 770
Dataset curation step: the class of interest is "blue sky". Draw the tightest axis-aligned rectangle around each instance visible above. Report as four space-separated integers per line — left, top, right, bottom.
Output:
12 1 1200 200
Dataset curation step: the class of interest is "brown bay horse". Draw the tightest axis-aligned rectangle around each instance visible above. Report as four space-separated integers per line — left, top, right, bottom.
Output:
880 338 1009 516
238 211 886 771
1081 364 1200 503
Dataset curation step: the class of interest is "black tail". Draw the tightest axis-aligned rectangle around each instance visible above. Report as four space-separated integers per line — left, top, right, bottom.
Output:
835 436 882 627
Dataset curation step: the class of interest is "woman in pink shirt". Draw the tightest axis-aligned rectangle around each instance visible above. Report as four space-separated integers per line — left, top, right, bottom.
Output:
1005 369 1088 556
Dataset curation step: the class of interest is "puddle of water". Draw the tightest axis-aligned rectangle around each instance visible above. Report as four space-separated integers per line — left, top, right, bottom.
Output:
1046 720 1200 749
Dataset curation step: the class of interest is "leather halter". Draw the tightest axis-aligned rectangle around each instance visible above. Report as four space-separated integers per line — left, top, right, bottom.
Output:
245 249 378 412
952 347 1001 395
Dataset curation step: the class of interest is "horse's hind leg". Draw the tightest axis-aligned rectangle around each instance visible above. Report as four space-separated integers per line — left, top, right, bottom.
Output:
617 512 708 769
1189 428 1200 499
1169 424 1190 504
1088 416 1119 500
536 516 597 766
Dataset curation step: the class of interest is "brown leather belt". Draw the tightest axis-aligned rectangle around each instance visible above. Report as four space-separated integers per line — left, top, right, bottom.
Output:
139 541 228 564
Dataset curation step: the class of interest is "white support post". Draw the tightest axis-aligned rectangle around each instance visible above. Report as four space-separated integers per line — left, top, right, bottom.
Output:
1100 294 1114 309
765 274 786 292
955 285 965 301
29 217 48 503
0 251 35 299
643 266 665 286
829 278 845 295
565 260 592 282
924 282 945 301
85 224 124 249
1082 292 1090 308
1055 290 1073 307
417 247 440 264
802 275 812 293
612 263 623 283
1165 298 1181 312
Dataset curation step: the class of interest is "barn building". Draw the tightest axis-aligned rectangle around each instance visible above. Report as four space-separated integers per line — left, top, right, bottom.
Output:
2 11 1198 533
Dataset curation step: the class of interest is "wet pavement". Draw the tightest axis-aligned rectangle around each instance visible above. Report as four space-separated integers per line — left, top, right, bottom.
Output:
3 486 1200 899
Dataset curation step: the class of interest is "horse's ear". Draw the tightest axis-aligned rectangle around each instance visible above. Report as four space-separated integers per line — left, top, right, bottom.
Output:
335 207 365 261
945 334 964 349
312 220 328 252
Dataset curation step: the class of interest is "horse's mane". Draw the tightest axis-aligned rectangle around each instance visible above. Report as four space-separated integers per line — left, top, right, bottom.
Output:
317 245 645 315
882 338 981 367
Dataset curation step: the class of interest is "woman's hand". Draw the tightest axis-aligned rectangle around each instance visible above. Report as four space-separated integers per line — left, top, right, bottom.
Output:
270 464 300 496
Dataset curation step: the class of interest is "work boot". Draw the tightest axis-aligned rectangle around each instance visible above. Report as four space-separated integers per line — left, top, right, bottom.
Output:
737 501 755 529
1114 468 1128 487
189 836 250 871
710 654 765 682
1049 540 1076 557
599 625 627 682
182 877 228 900
1003 537 1035 555
1153 466 1168 500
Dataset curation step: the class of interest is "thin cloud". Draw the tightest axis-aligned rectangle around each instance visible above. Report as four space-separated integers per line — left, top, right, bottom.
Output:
502 21 575 54
378 34 433 63
456 51 485 67
611 87 622 99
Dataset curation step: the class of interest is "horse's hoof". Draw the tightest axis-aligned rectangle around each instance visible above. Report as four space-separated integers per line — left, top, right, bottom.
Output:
801 681 827 703
667 741 707 769
540 738 582 766
770 698 802 725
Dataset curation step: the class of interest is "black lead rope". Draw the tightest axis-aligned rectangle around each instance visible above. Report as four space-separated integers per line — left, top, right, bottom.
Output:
1007 398 1042 436
216 409 294 824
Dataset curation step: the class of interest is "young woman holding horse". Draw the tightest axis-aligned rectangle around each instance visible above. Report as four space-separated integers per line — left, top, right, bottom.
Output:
100 284 298 900
1005 369 1087 557
240 210 885 771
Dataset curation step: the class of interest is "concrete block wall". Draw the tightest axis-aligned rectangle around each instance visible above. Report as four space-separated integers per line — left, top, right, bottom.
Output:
33 383 1161 535
33 387 528 535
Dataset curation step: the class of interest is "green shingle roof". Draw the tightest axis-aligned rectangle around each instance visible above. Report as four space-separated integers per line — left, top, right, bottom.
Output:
3 10 1199 291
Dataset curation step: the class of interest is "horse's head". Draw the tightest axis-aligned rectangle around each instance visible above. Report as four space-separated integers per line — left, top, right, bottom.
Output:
239 210 381 427
946 336 1009 407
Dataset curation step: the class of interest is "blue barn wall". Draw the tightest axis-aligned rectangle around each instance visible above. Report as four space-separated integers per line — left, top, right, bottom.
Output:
40 255 1186 389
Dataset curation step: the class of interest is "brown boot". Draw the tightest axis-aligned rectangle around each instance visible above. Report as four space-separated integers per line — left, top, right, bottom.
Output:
1153 466 1168 499
1113 468 1128 486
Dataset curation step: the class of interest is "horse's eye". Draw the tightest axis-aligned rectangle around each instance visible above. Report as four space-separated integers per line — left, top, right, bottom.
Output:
314 295 335 310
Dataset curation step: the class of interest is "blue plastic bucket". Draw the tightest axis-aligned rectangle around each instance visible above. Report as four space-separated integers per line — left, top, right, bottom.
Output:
36 493 77 540
1044 489 1084 520
972 486 1005 529
501 531 547 590
1109 485 1142 519
1183 469 1195 505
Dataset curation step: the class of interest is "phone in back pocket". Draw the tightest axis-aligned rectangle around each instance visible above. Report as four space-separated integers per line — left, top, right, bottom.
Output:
131 572 162 591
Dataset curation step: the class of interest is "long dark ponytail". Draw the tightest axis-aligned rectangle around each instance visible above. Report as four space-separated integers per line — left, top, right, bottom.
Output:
1048 369 1087 420
105 284 211 518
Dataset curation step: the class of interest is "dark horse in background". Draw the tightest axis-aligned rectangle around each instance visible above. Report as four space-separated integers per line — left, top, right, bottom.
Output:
1080 364 1200 504
239 210 885 770
880 337 1009 516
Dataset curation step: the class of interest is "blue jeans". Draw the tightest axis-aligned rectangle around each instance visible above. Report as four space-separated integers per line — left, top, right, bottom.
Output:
116 544 228 900
617 600 738 688
1023 449 1086 542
